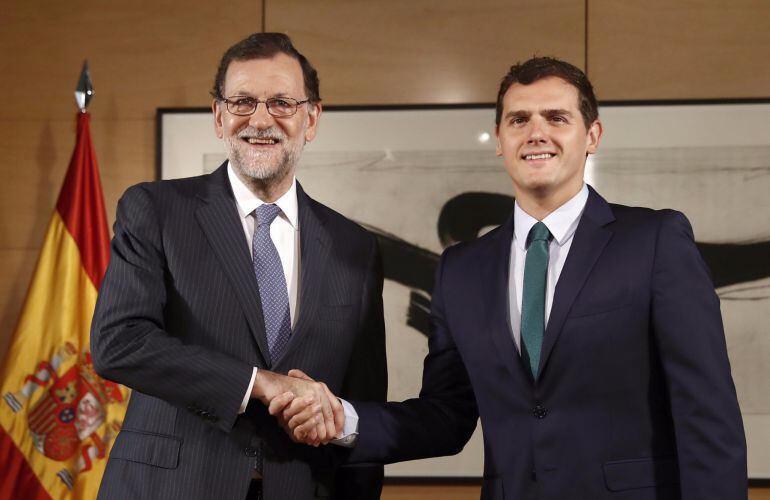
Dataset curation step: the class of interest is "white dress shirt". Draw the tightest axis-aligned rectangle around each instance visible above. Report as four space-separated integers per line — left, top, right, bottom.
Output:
508 184 589 352
227 164 357 443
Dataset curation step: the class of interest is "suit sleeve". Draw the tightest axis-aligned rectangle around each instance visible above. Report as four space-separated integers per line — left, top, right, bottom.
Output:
333 236 388 500
90 184 253 433
346 244 478 464
651 210 747 499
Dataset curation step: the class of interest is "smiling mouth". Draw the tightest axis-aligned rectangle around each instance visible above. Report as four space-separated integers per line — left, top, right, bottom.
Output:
522 153 555 160
243 137 279 145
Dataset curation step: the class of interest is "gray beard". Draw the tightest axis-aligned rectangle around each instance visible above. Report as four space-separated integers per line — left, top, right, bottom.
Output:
224 128 303 185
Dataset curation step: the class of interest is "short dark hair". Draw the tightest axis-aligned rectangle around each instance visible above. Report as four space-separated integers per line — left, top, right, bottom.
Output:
495 57 598 128
212 32 320 103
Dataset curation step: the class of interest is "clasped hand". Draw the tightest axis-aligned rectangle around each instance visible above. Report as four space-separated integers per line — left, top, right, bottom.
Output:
254 368 343 446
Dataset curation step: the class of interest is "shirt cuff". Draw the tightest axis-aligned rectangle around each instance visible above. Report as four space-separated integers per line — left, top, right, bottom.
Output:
239 367 258 414
331 398 359 447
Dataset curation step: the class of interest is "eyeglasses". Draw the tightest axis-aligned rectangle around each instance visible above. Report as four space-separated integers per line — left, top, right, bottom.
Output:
218 96 310 117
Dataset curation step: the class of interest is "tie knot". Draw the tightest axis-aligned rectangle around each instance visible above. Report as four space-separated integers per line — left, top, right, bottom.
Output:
528 221 551 244
255 203 281 227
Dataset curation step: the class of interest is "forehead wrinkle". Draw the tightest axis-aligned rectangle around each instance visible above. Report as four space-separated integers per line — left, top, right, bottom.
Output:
226 90 257 98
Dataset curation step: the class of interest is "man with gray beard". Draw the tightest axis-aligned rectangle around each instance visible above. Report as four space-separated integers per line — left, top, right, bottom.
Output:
90 33 387 500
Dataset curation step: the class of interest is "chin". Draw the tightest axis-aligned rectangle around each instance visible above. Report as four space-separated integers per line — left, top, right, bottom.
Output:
242 164 289 183
231 150 285 180
515 175 555 193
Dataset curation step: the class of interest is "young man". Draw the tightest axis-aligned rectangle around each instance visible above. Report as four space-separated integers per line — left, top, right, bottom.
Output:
91 33 386 500
280 57 747 499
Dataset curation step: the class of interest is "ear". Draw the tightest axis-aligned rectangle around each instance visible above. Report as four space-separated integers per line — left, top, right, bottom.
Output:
304 102 322 142
495 125 502 157
585 119 603 155
212 99 224 139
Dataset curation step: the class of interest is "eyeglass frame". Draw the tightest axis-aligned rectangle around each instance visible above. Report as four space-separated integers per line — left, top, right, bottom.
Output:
214 95 311 118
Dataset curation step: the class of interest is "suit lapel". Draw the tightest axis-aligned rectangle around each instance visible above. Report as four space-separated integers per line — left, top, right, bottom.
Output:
271 183 331 367
538 187 615 376
194 164 270 367
481 215 534 382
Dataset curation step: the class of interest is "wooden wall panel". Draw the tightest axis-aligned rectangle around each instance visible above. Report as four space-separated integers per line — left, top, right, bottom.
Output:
0 1 262 121
266 0 586 105
588 0 770 100
0 119 153 249
0 0 262 361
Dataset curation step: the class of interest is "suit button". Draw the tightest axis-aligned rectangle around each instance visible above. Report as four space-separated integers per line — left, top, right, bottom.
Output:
244 447 259 457
532 404 548 419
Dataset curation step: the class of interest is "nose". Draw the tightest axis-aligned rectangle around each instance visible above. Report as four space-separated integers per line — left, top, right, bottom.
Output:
527 118 547 144
248 101 275 129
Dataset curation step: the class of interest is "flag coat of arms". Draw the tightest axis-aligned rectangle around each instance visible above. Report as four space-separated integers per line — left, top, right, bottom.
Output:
0 112 128 499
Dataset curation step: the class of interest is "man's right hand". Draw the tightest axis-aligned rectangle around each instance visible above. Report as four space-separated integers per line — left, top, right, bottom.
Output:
251 369 344 445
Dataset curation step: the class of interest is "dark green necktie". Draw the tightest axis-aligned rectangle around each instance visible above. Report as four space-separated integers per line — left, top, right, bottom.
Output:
521 221 551 378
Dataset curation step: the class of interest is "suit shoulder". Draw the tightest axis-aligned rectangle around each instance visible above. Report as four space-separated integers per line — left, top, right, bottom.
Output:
438 220 509 264
609 203 689 229
118 176 212 222
121 174 207 201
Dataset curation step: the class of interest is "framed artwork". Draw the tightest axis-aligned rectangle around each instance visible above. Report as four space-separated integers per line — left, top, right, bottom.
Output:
158 100 770 479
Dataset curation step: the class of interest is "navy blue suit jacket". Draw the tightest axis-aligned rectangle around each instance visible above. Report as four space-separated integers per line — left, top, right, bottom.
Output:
349 187 746 499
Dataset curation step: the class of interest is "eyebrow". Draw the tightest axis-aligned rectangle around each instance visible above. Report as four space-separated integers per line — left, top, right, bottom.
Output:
226 92 294 99
503 110 531 120
503 108 574 121
541 108 573 117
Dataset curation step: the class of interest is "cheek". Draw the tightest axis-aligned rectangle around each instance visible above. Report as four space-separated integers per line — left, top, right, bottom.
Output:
285 123 301 139
287 123 309 145
502 155 523 180
224 116 248 136
561 134 587 154
500 140 524 167
499 132 525 152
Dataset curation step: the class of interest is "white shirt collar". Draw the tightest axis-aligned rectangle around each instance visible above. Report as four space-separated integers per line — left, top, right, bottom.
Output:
227 162 299 230
513 183 589 250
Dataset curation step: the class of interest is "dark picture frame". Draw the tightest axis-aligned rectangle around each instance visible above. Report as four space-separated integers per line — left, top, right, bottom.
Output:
158 100 770 480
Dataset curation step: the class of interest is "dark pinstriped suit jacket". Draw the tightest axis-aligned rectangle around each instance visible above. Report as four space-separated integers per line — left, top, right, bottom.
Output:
91 164 387 500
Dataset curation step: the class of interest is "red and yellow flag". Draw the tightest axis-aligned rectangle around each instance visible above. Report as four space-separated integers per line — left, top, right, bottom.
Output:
0 112 127 499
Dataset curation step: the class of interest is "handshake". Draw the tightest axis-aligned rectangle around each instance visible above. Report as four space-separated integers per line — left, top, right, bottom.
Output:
251 368 345 447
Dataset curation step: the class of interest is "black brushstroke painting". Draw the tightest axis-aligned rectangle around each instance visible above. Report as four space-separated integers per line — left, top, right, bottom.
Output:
365 192 770 337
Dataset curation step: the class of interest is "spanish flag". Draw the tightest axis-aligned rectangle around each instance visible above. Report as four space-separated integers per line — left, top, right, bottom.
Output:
0 112 127 499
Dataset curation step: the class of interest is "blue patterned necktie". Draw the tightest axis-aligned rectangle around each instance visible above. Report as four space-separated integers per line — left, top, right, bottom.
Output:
253 203 292 365
521 221 552 379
